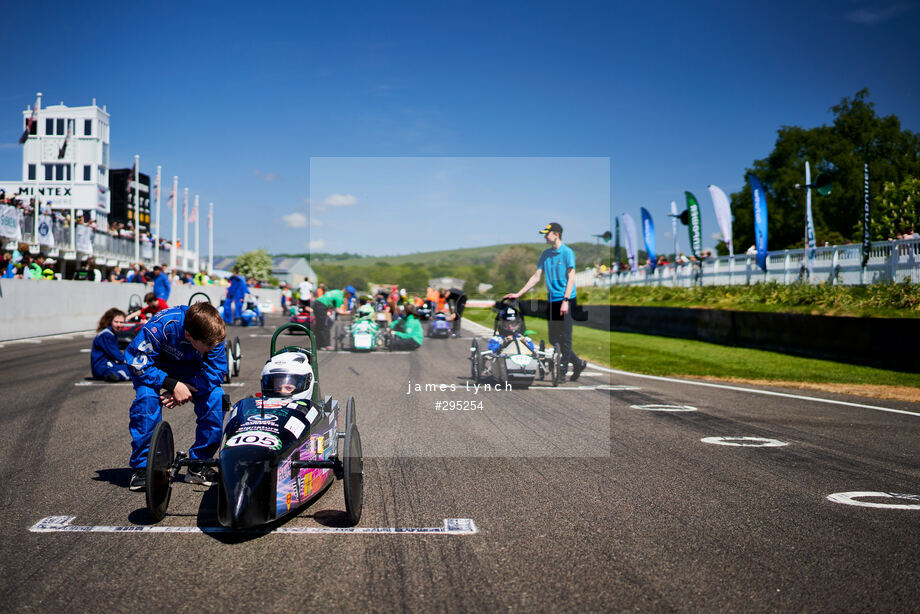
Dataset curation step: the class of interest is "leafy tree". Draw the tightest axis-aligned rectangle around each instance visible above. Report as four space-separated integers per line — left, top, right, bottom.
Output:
731 90 920 252
874 176 920 240
490 246 539 293
235 249 273 281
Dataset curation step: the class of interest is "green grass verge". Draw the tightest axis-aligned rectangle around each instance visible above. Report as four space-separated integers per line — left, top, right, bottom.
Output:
519 280 920 319
463 307 920 387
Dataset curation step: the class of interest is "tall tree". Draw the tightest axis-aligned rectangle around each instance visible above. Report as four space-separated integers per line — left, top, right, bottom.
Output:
731 90 920 252
235 249 273 281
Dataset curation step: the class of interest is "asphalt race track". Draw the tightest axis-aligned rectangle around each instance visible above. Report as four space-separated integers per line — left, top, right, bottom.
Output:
1 315 918 612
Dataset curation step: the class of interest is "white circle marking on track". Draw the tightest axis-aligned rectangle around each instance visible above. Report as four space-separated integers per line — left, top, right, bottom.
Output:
701 436 788 447
826 492 920 509
630 404 697 412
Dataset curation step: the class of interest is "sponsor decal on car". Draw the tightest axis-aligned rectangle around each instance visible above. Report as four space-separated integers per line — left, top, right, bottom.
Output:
284 416 306 438
243 412 279 422
225 431 282 450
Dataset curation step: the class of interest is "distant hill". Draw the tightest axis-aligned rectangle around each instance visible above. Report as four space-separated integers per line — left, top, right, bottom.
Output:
276 241 613 268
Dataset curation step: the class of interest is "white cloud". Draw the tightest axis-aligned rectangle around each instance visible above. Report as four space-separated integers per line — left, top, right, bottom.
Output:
311 218 324 227
711 232 723 240
282 212 308 228
844 3 909 24
323 193 358 207
306 239 325 251
252 169 281 182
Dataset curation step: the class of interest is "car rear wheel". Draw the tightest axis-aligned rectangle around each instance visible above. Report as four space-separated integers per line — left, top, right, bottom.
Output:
470 339 481 384
224 345 233 383
146 420 174 523
552 342 563 387
342 416 363 526
232 337 242 377
537 339 546 380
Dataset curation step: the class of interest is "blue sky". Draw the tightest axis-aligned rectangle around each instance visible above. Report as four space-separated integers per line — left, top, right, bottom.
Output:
0 0 917 257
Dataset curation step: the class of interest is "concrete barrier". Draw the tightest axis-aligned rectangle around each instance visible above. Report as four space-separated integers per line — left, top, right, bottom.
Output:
0 279 281 341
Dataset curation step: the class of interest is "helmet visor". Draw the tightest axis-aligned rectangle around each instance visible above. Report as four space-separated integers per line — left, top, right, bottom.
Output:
261 372 311 397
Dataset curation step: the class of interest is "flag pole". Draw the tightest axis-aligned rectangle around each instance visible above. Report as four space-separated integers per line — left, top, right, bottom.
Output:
170 176 178 271
208 202 213 275
154 165 162 266
133 155 140 264
194 194 200 273
183 187 189 272
34 93 43 248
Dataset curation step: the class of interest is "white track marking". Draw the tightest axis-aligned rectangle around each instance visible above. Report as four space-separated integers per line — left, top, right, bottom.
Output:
29 515 479 535
80 348 91 353
527 384 638 391
75 382 248 387
631 404 697 412
701 436 788 447
1 330 95 344
827 492 920 509
328 350 411 355
465 317 920 417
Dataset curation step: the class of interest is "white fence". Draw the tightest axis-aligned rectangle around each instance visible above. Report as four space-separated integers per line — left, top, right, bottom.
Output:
578 238 920 288
0 207 201 271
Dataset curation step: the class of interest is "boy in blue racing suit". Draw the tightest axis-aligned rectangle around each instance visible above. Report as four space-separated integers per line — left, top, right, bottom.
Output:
488 304 534 353
124 302 228 491
239 294 264 327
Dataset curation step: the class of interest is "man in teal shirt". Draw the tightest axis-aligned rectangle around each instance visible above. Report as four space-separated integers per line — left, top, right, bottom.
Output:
506 222 587 381
389 304 424 351
313 285 354 349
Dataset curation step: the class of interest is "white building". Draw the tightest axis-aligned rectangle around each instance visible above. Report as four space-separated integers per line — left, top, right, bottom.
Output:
0 93 110 225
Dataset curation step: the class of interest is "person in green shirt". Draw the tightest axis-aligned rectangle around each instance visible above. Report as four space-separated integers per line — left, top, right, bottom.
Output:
388 303 424 351
313 285 354 349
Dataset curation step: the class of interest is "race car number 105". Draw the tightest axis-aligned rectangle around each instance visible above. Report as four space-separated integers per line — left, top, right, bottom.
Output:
226 431 282 450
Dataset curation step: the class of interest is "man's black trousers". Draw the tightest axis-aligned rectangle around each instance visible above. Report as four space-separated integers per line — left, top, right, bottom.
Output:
547 298 581 370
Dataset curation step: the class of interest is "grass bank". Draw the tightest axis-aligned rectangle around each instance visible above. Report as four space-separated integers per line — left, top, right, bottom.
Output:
463 307 920 401
527 280 920 318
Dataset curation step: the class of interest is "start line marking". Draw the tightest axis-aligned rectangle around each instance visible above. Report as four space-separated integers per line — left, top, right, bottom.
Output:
75 382 248 388
30 515 479 535
631 404 697 412
827 492 920 510
701 436 788 447
529 384 639 391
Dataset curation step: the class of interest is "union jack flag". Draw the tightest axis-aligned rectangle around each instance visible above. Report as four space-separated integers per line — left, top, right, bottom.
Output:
57 126 71 159
126 159 137 197
19 98 38 144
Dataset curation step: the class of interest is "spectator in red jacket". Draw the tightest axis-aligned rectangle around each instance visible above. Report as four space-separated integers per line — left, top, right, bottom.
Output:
128 292 168 321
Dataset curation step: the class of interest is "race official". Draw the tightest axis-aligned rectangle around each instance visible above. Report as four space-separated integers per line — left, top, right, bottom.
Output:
152 266 171 302
224 268 248 324
388 303 424 351
312 286 354 349
505 222 587 381
445 287 467 337
124 303 227 491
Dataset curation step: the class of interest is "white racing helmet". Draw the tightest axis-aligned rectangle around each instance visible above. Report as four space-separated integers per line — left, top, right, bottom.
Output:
260 351 314 401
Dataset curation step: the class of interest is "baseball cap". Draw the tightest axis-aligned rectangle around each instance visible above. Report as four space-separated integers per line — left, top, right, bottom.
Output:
539 222 563 235
345 285 356 294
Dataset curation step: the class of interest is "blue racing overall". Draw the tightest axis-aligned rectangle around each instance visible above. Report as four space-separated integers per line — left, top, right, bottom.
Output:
124 306 227 469
91 326 131 381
